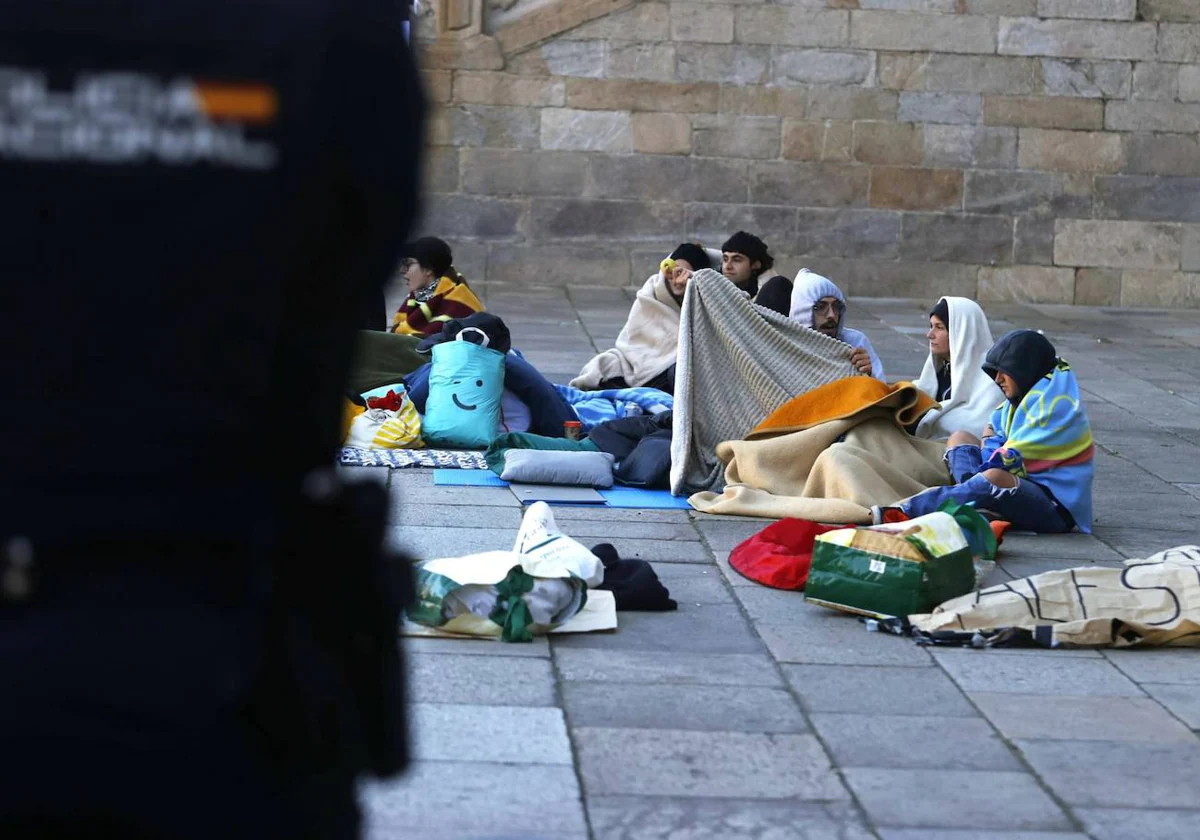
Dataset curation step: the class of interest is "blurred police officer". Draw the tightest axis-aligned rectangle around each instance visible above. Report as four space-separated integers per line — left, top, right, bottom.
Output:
0 0 424 836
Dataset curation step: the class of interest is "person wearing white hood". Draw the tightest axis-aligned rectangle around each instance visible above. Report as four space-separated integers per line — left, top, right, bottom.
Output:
788 269 885 380
912 297 1003 440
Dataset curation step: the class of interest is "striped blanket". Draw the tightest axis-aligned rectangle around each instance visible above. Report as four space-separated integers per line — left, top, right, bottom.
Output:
669 270 859 494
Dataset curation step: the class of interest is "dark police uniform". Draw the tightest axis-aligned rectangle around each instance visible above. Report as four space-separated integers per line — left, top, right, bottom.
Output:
0 1 424 836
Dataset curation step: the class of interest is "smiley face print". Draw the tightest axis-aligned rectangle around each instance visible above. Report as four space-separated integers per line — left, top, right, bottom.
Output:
450 379 485 412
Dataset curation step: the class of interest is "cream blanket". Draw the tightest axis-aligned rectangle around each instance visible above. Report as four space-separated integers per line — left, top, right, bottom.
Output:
689 410 950 523
670 270 857 494
571 271 680 390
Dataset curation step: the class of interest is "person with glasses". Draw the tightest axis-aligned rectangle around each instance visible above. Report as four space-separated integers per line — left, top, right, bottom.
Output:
788 268 885 380
391 236 483 337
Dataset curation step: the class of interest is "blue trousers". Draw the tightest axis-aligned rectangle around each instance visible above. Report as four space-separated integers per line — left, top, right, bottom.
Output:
900 445 1074 533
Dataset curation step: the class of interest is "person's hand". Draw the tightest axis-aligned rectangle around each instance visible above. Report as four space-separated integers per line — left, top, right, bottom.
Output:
849 347 872 375
669 267 692 296
982 423 995 438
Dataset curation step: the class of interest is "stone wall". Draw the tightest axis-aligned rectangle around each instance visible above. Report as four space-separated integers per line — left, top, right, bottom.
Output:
417 0 1200 307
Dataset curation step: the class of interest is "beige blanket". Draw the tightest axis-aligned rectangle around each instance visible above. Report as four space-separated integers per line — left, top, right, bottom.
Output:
571 272 679 390
690 409 950 523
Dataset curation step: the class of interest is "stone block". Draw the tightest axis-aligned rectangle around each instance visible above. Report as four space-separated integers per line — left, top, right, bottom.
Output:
808 88 899 120
1127 133 1200 178
799 257 979 297
1132 62 1179 100
589 154 748 203
719 85 807 118
1080 808 1200 840
554 605 761 653
605 42 676 82
631 112 691 155
1159 23 1200 62
574 728 848 799
877 52 930 91
453 71 565 107
782 119 824 160
1120 270 1200 307
968 0 1038 10
1017 128 1125 173
857 0 959 9
1017 740 1200 808
692 114 780 159
421 194 527 240
984 95 1102 129
563 1 671 41
750 161 870 207
429 104 540 149
487 244 630 286
772 49 876 87
812 713 1023 770
1141 0 1200 20
530 198 683 242
849 11 997 53
541 108 631 152
1001 19 1158 60
497 0 637 54
925 55 1039 95
1055 220 1181 269
422 146 459 193
1181 65 1200 101
933 646 1144 695
1142 683 1200 728
670 2 733 43
409 704 573 764
677 44 770 85
736 8 850 47
566 79 719 113
1185 225 1200 272
794 209 903 258
823 120 855 161
540 40 606 78
900 213 1012 264
588 799 871 840
1014 216 1057 265
758 621 935 666
1095 175 1200 222
898 92 983 125
1038 0 1136 19
1106 101 1200 133
964 170 1091 217
420 70 453 103
363 763 587 838
853 121 923 165
844 768 1072 830
972 693 1195 743
870 167 963 211
555 648 784 686
562 683 807 733
687 203 796 244
407 653 555 705
1074 268 1121 305
783 664 977 717
979 266 1077 303
1038 58 1131 98
924 125 1017 168
460 148 586 196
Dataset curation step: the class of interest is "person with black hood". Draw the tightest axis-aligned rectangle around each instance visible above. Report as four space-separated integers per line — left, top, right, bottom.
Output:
572 243 718 393
875 330 1094 533
718 231 790 314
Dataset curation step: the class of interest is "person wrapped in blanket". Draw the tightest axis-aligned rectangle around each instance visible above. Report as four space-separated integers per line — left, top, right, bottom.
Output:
875 329 1094 533
391 236 484 337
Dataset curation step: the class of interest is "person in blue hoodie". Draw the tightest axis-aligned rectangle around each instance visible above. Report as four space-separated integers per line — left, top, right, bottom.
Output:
875 330 1094 533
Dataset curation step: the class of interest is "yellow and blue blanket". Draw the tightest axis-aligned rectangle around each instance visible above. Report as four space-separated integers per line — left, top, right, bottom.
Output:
982 360 1094 533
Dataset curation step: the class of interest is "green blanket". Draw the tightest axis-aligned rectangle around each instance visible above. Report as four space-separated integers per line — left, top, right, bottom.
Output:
347 330 426 393
486 432 599 475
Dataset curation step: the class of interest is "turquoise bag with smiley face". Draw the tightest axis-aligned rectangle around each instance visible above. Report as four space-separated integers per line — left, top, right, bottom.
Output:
423 329 507 449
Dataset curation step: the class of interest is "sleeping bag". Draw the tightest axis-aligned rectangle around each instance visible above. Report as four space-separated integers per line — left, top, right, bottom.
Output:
421 330 506 449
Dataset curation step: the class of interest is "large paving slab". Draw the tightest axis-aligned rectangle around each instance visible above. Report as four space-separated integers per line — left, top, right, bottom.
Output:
371 289 1200 839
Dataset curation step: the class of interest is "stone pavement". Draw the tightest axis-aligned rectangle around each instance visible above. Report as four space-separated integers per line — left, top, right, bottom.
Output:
358 284 1200 840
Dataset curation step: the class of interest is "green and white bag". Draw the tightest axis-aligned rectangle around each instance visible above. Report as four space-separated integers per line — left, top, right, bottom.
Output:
407 502 604 641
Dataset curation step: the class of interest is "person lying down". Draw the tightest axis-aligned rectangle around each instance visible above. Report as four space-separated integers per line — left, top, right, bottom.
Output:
571 243 720 394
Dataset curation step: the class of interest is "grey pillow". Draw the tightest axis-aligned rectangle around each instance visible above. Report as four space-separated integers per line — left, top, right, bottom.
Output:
501 449 616 488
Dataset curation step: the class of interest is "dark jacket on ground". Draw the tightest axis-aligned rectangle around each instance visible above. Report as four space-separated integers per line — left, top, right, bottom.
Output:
588 411 673 489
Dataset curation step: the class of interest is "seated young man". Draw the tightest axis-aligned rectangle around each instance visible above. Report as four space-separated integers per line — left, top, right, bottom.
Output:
718 231 788 307
789 269 884 380
876 329 1094 533
571 243 716 393
391 236 483 337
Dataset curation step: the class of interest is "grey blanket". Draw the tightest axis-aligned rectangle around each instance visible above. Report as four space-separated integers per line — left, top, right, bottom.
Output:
669 270 858 495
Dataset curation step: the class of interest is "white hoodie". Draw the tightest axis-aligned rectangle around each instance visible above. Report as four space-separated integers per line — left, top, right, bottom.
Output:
787 268 886 381
913 296 1002 440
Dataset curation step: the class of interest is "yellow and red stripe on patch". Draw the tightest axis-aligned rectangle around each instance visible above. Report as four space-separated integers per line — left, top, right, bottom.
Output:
1024 441 1095 474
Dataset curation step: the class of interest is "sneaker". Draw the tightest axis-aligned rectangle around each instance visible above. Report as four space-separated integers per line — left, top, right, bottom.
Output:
870 505 910 525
